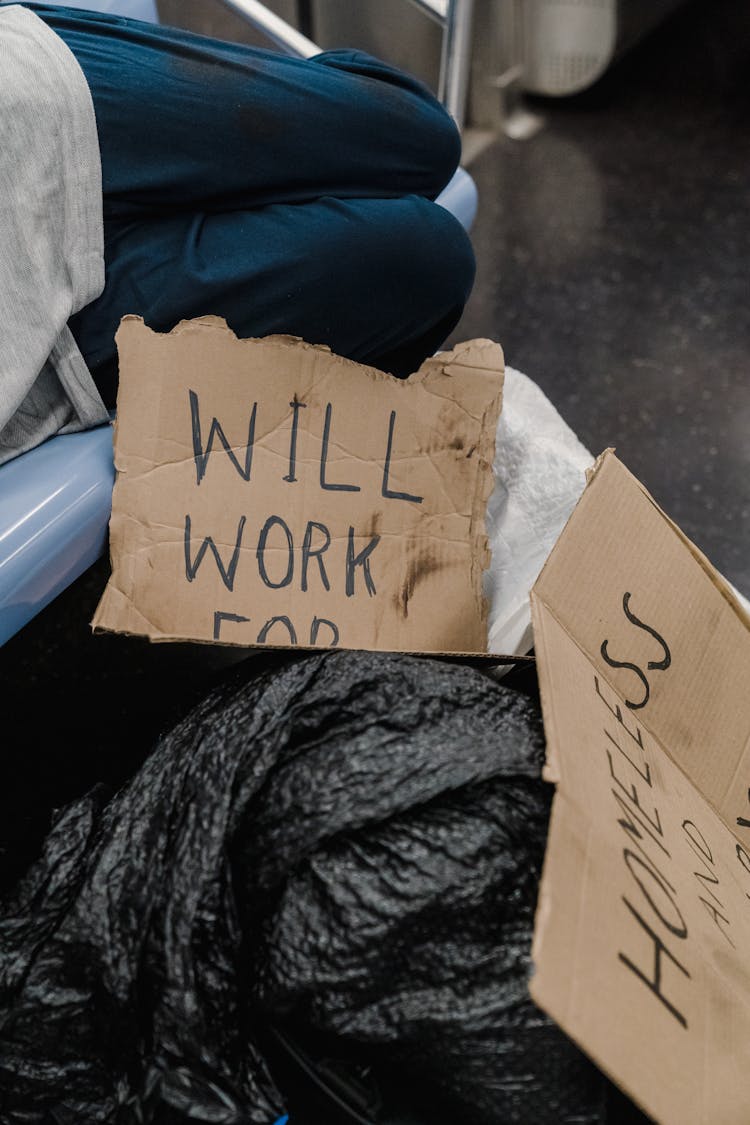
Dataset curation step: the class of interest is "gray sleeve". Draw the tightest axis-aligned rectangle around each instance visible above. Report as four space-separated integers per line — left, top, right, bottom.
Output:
0 4 109 465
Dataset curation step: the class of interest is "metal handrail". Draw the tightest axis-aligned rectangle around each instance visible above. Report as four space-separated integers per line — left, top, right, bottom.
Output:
221 0 474 127
406 0 449 24
439 0 474 126
221 0 319 57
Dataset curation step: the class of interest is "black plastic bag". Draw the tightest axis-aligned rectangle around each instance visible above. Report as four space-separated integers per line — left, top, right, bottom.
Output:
0 652 605 1124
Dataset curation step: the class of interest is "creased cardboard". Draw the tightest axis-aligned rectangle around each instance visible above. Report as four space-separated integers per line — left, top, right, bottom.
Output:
92 317 504 654
530 450 750 1125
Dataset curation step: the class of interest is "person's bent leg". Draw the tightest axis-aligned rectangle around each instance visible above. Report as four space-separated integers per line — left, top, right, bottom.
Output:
69 195 476 405
19 3 461 217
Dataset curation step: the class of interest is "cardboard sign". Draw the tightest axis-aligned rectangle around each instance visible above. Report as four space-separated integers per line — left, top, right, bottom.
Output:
92 317 504 654
530 451 750 1125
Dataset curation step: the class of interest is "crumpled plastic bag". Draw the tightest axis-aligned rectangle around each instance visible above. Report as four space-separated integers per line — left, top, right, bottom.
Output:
487 367 594 656
0 651 606 1125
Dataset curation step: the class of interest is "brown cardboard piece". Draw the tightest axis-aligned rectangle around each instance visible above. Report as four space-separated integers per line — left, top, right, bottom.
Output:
530 450 750 1125
92 316 504 654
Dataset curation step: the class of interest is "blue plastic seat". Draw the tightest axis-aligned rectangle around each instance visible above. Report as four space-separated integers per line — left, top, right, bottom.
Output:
0 423 115 645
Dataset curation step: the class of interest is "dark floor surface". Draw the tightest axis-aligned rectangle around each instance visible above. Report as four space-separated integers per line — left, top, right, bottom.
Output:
1 1 748 1123
449 0 750 601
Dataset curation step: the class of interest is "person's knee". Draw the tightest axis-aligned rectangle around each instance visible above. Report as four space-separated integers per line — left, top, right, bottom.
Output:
344 196 475 373
314 49 462 198
395 198 476 316
417 104 463 199
337 196 475 348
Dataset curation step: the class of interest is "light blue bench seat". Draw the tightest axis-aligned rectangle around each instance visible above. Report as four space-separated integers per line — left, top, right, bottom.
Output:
0 423 115 646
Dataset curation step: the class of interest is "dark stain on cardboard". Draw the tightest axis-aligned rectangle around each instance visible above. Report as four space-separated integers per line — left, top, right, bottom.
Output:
424 402 461 454
395 548 445 619
365 512 382 541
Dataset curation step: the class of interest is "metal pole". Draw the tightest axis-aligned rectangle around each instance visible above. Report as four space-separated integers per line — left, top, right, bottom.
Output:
220 0 320 58
439 0 475 127
406 0 450 24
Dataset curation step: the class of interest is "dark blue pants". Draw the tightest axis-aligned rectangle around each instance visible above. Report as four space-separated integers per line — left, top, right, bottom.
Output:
21 4 475 403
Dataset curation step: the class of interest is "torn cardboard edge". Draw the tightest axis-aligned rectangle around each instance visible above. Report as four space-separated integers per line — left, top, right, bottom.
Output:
529 449 750 1125
92 317 507 657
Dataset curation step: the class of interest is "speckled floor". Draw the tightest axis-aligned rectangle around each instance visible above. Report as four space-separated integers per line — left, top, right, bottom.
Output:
449 0 750 598
1 2 748 1122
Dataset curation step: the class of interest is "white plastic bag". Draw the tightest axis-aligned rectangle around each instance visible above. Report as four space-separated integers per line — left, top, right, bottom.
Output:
487 368 593 656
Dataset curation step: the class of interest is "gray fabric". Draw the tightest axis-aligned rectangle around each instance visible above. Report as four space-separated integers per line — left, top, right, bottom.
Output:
0 4 108 466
